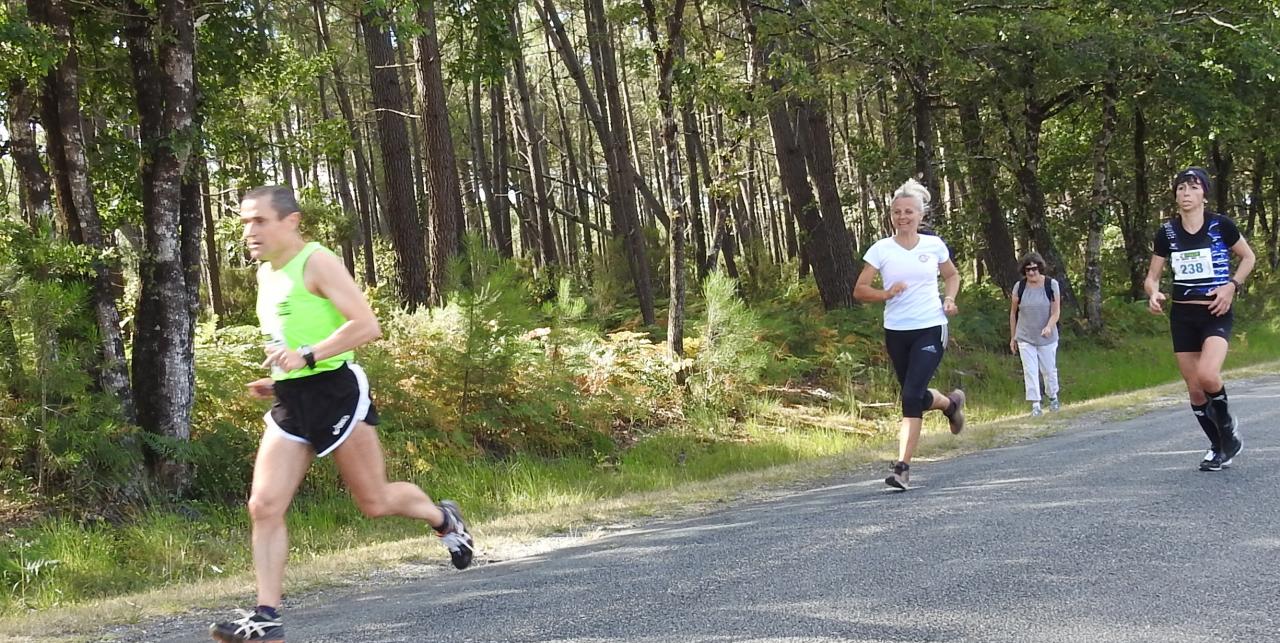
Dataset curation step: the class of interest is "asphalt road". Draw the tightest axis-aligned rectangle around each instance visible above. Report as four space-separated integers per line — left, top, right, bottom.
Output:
130 376 1280 642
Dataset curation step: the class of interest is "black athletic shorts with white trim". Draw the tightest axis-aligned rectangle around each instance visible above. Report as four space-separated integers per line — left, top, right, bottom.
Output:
1169 303 1233 353
265 362 379 457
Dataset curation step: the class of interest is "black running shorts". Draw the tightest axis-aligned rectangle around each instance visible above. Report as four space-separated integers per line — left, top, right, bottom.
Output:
1169 303 1233 353
265 362 379 457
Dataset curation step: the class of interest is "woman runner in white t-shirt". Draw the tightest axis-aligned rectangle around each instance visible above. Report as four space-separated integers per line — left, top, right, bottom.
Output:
854 179 966 490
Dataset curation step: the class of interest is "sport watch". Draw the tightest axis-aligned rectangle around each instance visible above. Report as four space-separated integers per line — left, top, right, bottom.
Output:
299 345 316 369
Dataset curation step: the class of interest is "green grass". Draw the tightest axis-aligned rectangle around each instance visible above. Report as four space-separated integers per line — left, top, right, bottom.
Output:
7 316 1280 617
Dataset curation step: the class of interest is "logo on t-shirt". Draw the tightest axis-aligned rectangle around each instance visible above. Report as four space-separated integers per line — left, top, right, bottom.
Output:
918 254 932 263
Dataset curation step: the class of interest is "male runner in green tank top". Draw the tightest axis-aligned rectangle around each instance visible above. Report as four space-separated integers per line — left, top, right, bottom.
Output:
211 186 474 643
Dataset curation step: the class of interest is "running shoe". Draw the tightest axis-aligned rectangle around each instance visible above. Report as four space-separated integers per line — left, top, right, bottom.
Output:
945 389 966 434
1221 426 1243 468
209 609 284 642
1048 397 1060 412
884 461 910 490
1030 403 1043 417
1199 450 1222 472
436 500 475 570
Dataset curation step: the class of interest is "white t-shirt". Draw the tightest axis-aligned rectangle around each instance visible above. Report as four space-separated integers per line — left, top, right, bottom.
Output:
862 235 951 331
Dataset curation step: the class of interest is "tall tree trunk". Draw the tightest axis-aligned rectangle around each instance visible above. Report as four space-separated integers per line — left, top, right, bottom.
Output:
469 76 497 248
742 0 854 309
489 80 514 256
1084 76 1117 333
7 78 53 228
1119 105 1151 300
1212 139 1232 217
315 0 376 285
31 0 136 422
199 160 226 319
957 97 1017 291
538 0 655 324
361 9 429 308
1247 151 1266 238
413 0 465 302
641 0 689 358
682 106 707 280
125 0 199 495
509 6 558 267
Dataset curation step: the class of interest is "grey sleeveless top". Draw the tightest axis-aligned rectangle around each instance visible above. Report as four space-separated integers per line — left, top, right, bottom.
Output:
1014 279 1059 346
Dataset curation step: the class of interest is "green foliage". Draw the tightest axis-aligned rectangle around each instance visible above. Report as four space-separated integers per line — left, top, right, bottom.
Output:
0 223 141 507
687 273 768 417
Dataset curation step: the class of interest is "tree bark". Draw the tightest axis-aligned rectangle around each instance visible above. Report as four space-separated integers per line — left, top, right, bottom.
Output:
6 78 53 228
125 0 199 494
314 0 377 286
538 0 655 324
1118 104 1151 300
31 0 136 422
957 97 1017 292
489 79 514 256
1084 76 1117 333
361 9 429 308
508 6 558 268
641 0 689 358
413 0 465 302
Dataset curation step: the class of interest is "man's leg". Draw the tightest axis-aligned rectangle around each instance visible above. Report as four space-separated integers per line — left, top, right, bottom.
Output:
332 421 445 526
248 429 314 609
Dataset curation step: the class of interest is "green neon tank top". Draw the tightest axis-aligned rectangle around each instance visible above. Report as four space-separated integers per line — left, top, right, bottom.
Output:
256 242 354 380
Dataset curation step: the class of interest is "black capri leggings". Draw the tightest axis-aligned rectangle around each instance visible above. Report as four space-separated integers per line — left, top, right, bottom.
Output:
884 325 946 418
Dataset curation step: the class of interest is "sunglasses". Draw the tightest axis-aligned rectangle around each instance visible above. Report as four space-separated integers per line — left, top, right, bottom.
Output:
1022 265 1040 273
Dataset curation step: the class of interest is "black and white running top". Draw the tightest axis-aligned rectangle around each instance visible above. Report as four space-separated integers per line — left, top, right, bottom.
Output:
1152 212 1240 302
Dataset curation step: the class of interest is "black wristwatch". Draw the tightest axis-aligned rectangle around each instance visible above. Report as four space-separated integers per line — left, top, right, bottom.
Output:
299 345 316 369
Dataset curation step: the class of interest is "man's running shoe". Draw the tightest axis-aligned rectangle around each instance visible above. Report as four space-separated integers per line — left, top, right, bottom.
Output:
944 389 966 434
436 500 475 570
1199 450 1223 472
1030 403 1043 417
1048 397 1060 412
209 609 284 642
884 461 910 490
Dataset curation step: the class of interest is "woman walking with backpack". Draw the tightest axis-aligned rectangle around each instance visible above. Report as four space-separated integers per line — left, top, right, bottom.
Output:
1008 252 1061 416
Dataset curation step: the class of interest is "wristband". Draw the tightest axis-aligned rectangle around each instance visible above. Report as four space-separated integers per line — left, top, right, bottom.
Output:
1229 278 1243 292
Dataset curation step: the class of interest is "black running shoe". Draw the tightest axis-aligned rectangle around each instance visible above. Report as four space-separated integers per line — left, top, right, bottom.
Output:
1221 429 1243 468
884 461 910 490
436 500 475 570
209 609 285 642
1199 450 1223 472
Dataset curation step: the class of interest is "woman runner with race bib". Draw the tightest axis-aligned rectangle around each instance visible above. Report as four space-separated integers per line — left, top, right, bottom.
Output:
1144 167 1255 472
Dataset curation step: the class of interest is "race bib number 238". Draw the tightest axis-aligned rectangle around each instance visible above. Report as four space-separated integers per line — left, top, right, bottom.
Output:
1171 249 1214 282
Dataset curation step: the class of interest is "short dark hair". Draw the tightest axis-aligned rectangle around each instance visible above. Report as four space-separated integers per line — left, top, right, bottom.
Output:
242 186 301 219
1019 251 1047 274
1173 167 1211 195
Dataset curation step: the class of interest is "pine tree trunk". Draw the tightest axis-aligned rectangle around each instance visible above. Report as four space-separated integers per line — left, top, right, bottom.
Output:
413 0 464 303
509 7 558 267
313 0 376 285
361 9 429 308
489 80 514 256
538 0 655 324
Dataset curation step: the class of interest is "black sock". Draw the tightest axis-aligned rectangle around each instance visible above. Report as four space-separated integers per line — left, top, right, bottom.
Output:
1191 402 1219 450
256 605 280 620
1208 386 1231 425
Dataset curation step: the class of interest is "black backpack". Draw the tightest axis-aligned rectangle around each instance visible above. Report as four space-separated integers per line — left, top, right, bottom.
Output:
1014 278 1056 302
